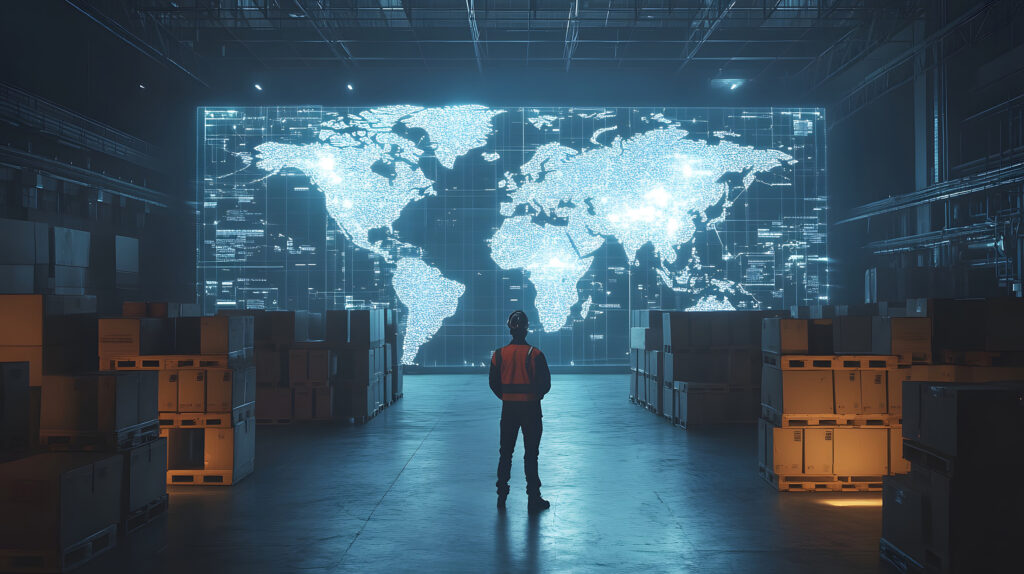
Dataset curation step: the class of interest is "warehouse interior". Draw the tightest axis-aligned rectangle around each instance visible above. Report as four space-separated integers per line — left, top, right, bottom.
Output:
1 1 1023 573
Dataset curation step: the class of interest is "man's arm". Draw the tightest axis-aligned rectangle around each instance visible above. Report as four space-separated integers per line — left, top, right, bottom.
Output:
534 352 552 398
489 351 503 399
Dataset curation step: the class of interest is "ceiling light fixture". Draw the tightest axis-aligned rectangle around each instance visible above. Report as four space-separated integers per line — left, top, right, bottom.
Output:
347 84 354 91
254 84 263 91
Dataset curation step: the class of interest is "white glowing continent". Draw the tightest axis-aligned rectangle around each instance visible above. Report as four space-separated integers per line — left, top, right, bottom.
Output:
254 141 432 258
489 216 594 332
402 105 506 169
502 127 791 264
392 257 465 365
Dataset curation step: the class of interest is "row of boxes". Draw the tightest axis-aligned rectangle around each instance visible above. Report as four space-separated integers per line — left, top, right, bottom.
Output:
759 421 904 479
761 365 898 417
761 316 933 362
98 315 253 366
255 386 334 423
161 415 255 485
156 367 255 414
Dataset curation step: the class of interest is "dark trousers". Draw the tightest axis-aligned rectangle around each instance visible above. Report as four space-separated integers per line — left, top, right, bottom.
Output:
497 401 543 497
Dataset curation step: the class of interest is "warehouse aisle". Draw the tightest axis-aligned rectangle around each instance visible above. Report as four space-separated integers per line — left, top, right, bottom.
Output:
80 374 887 574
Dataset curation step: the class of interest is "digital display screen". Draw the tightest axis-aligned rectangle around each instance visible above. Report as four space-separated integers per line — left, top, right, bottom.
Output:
199 106 827 366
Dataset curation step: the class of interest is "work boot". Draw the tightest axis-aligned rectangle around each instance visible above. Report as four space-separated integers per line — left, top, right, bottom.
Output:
527 496 550 514
497 492 507 510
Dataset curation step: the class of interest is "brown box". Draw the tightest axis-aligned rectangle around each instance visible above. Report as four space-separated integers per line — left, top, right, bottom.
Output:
40 374 141 433
177 369 206 412
313 386 333 419
255 387 292 421
0 294 44 347
98 318 140 357
288 349 308 385
872 317 932 365
158 370 178 412
860 369 888 414
833 428 888 475
759 419 802 474
887 367 910 415
204 418 255 473
803 428 834 474
889 427 910 475
121 301 147 317
761 318 808 354
833 370 861 414
307 349 332 385
292 386 313 420
123 438 166 513
0 452 122 553
254 346 282 386
205 368 247 413
761 366 834 415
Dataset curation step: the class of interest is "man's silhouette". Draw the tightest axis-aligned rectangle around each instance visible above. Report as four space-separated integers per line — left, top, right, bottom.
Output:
490 310 552 513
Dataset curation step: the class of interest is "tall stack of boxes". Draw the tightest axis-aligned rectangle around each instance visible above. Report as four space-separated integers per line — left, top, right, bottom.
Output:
0 296 170 571
880 298 1024 573
328 309 389 423
251 310 310 424
758 315 905 491
628 310 663 414
663 310 784 428
98 307 256 486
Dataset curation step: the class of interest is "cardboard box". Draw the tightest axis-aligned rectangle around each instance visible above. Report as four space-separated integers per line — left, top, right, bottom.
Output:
1 362 31 448
872 317 932 364
761 317 808 354
761 366 834 415
177 369 206 412
861 370 888 414
833 428 888 475
313 386 333 419
137 371 158 423
123 438 166 513
254 346 283 386
759 419 802 474
674 381 729 427
882 474 926 565
833 370 862 414
255 387 292 421
803 428 834 474
288 349 308 385
985 298 1024 352
204 417 255 474
630 327 657 350
206 367 247 412
0 294 44 346
40 373 145 433
158 370 178 412
833 316 874 354
175 315 252 355
0 345 44 387
889 427 910 474
887 367 910 415
307 349 333 384
661 312 689 351
0 452 122 552
293 387 313 420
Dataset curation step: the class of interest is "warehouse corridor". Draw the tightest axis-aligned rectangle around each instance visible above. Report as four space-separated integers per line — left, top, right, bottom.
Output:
79 375 886 574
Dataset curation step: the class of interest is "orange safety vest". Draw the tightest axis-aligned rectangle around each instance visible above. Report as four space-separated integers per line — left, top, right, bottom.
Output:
493 344 540 402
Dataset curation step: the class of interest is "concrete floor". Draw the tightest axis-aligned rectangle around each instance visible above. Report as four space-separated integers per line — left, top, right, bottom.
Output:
82 374 892 573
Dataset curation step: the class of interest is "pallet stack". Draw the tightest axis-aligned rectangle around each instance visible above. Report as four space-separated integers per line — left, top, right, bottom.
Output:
629 309 784 428
327 309 391 423
0 296 170 572
98 306 256 486
880 298 1024 574
758 315 906 492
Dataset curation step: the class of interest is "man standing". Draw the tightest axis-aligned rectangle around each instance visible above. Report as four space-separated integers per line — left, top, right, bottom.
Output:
490 310 552 513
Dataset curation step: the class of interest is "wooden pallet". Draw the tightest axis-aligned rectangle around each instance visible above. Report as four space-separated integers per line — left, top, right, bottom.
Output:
167 467 250 486
172 403 255 429
255 417 292 425
762 354 836 370
107 354 233 371
41 420 161 451
121 494 169 536
760 405 900 428
759 467 884 492
834 355 898 370
0 523 117 573
879 538 924 574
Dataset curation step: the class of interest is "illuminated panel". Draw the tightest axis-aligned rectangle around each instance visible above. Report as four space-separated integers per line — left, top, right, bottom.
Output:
198 107 827 366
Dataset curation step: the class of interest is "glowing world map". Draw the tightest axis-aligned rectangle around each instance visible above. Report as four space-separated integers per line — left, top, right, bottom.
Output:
199 106 828 366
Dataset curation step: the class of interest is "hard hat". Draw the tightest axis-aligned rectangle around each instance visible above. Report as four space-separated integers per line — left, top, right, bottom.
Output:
507 310 529 331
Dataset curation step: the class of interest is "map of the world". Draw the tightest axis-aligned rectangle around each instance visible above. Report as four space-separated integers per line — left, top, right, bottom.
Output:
199 107 827 367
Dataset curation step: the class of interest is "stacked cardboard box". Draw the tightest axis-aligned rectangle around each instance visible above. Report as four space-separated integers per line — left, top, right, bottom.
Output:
758 316 903 491
0 294 173 570
881 382 1024 573
628 310 663 413
327 309 389 423
385 309 403 403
